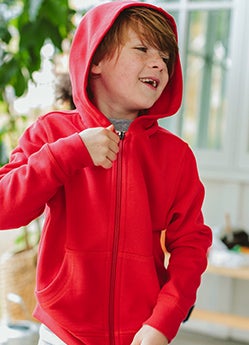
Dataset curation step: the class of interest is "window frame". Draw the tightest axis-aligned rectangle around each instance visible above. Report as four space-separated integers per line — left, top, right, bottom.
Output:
152 0 249 182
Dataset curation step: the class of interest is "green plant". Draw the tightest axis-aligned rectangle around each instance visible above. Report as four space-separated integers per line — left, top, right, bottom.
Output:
0 0 75 100
0 0 76 165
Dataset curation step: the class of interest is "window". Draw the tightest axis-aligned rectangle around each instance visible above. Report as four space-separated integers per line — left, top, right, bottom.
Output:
182 9 231 150
152 0 249 181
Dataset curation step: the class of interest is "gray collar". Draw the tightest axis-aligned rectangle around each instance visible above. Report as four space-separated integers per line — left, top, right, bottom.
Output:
109 118 133 132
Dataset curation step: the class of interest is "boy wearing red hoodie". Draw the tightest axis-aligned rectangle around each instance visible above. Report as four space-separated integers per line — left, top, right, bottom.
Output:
0 1 212 345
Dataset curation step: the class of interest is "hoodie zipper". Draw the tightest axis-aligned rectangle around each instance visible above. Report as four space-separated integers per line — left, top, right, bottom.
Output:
109 131 125 345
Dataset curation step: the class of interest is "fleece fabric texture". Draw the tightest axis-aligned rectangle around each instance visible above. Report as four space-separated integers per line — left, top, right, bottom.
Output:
0 1 212 344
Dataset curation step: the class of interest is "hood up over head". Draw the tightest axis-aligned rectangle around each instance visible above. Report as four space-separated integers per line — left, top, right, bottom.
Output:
69 0 183 128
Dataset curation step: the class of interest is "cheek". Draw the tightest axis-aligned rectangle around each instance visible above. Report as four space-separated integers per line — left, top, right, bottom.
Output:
119 54 141 74
161 72 169 90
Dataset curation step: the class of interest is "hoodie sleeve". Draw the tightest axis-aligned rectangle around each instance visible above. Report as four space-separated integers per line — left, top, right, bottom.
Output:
0 116 93 230
144 145 212 342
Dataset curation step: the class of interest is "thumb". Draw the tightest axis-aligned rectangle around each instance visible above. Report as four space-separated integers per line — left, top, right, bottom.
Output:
106 124 120 143
107 124 115 132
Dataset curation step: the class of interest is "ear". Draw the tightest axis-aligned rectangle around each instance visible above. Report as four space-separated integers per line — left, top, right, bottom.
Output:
91 63 101 75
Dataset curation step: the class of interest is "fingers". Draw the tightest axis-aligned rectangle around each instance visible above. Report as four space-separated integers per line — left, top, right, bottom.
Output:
79 125 120 169
102 126 120 167
105 125 123 167
106 124 120 145
130 325 168 345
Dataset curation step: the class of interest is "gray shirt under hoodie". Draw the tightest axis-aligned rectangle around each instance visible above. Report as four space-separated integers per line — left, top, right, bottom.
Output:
109 118 133 133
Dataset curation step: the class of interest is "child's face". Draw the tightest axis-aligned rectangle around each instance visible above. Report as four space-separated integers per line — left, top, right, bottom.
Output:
90 28 169 120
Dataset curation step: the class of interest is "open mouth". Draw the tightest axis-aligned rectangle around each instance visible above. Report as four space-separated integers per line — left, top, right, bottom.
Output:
139 78 158 89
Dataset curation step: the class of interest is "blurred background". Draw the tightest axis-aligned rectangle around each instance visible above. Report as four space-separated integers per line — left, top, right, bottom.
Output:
0 0 249 344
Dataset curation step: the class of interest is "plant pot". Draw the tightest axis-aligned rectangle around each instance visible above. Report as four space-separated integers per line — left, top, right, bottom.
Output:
0 247 37 321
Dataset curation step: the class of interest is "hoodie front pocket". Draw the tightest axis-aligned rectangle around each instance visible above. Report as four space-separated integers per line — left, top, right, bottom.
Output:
35 249 110 334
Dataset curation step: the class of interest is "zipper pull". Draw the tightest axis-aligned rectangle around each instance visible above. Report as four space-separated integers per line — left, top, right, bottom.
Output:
116 131 125 140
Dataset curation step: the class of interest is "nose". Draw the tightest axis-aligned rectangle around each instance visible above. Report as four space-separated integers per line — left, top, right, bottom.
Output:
148 51 165 71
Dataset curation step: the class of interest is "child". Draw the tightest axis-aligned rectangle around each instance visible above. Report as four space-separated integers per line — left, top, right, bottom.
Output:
0 1 212 344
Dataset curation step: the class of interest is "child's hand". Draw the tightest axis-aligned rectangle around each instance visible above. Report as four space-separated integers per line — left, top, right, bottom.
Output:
79 124 120 169
130 325 168 345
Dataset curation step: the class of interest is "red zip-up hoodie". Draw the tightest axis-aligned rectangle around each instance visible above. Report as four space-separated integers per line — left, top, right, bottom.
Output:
0 1 212 344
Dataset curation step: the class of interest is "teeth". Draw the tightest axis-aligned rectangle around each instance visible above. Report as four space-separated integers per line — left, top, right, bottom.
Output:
140 78 158 88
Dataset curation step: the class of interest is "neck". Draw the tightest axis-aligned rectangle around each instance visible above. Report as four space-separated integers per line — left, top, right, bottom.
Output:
95 100 138 120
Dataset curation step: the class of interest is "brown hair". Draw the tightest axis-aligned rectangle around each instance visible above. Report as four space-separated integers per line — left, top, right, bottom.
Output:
92 6 178 77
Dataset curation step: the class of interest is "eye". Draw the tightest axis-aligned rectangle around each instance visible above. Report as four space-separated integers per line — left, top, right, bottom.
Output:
161 54 170 65
135 46 148 53
163 57 170 65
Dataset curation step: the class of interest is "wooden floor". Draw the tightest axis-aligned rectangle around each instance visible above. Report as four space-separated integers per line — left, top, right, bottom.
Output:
172 330 249 345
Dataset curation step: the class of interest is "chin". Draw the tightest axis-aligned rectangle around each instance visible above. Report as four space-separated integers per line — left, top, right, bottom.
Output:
144 102 157 110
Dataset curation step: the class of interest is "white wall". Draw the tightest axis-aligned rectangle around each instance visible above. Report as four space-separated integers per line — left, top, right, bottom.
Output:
202 178 249 232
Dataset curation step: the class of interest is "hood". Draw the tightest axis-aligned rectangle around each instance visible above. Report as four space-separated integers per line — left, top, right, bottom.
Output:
69 0 183 127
